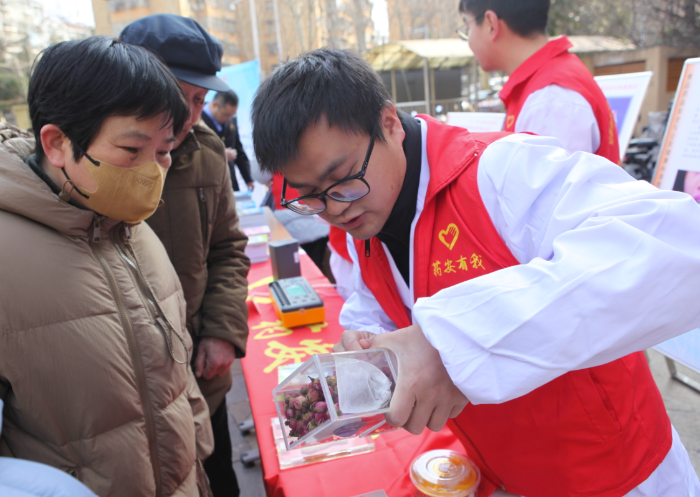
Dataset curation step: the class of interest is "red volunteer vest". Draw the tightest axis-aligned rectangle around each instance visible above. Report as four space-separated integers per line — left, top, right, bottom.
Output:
499 35 620 165
270 172 300 210
329 226 351 262
355 117 671 497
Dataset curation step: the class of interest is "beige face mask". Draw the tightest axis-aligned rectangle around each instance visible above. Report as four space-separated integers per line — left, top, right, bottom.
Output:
60 144 166 224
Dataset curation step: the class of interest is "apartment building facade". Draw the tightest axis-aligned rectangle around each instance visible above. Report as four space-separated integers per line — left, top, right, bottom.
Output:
92 0 374 75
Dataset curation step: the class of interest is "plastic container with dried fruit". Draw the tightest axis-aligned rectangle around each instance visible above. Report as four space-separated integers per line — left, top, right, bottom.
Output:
272 349 400 450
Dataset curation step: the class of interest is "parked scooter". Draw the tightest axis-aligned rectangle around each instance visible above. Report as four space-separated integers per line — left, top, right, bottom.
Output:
622 103 672 181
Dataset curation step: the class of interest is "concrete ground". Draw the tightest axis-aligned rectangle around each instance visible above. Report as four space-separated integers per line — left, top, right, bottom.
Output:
647 348 700 473
225 360 265 497
226 349 700 497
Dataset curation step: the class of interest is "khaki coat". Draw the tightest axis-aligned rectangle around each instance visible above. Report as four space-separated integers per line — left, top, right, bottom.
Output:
146 122 250 412
0 123 213 497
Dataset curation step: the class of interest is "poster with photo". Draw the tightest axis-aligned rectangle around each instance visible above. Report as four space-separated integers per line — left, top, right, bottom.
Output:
671 169 700 201
653 58 700 190
652 58 700 375
594 71 652 157
607 96 633 132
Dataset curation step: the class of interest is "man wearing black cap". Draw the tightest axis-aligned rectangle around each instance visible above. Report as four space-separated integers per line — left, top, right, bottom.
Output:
121 14 250 497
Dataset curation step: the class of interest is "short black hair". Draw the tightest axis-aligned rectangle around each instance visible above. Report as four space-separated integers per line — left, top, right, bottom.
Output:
28 36 189 162
214 90 239 107
252 49 391 173
458 0 550 38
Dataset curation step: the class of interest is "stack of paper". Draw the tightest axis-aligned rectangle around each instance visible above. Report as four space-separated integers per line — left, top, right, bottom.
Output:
234 190 252 203
243 225 271 264
237 199 266 228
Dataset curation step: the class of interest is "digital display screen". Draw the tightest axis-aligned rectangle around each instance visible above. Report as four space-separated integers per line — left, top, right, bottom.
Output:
286 284 307 297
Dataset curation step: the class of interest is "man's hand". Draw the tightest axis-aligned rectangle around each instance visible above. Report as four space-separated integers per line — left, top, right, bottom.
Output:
333 330 375 352
194 336 236 380
366 324 469 434
246 182 255 191
225 147 237 162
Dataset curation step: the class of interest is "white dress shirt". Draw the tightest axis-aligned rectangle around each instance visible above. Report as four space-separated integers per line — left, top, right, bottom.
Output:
515 84 601 154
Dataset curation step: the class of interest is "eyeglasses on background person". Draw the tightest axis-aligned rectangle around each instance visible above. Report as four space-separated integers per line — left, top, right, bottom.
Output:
456 16 482 41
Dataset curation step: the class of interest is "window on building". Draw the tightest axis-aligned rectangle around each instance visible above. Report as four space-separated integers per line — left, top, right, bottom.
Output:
225 42 240 56
225 19 237 34
108 0 127 12
667 58 691 93
264 19 275 35
593 61 645 77
111 21 129 37
266 40 278 55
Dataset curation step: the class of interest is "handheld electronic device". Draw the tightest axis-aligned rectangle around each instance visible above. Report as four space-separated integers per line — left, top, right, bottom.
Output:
269 276 325 328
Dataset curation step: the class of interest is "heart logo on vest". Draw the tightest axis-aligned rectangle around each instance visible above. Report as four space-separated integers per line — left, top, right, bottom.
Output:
438 223 459 250
505 115 515 130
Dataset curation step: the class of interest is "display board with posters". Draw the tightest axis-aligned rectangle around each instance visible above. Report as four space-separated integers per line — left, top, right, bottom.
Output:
654 329 700 377
653 58 700 193
651 58 700 379
594 71 653 158
446 112 506 133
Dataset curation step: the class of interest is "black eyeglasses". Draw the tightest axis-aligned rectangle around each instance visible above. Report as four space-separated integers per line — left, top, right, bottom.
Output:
281 131 375 215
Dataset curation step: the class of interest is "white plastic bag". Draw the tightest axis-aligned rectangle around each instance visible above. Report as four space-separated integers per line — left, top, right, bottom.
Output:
335 356 392 413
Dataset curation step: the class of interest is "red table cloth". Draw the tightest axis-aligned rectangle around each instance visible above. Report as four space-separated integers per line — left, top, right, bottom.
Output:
241 255 464 497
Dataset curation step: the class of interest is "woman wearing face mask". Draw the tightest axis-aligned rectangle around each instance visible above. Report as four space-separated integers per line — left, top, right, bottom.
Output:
0 37 214 497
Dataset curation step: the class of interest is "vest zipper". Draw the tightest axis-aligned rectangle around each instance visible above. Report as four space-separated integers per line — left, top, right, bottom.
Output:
90 226 163 497
198 188 209 244
365 238 371 257
112 228 188 365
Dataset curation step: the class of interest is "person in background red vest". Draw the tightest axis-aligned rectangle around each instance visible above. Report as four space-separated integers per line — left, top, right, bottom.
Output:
251 49 700 497
328 225 354 300
269 171 296 210
459 0 620 164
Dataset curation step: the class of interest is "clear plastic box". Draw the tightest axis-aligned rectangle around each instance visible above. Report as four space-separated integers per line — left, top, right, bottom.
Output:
271 417 375 469
272 349 400 450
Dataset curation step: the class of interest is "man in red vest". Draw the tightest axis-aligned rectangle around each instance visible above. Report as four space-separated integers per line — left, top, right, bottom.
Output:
458 0 620 164
251 49 700 496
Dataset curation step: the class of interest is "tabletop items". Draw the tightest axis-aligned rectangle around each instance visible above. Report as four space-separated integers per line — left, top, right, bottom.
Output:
271 417 375 469
410 450 480 497
272 349 399 450
269 276 325 328
243 225 271 264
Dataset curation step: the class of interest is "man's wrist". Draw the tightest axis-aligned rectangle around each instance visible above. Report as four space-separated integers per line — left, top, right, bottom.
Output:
199 334 245 357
